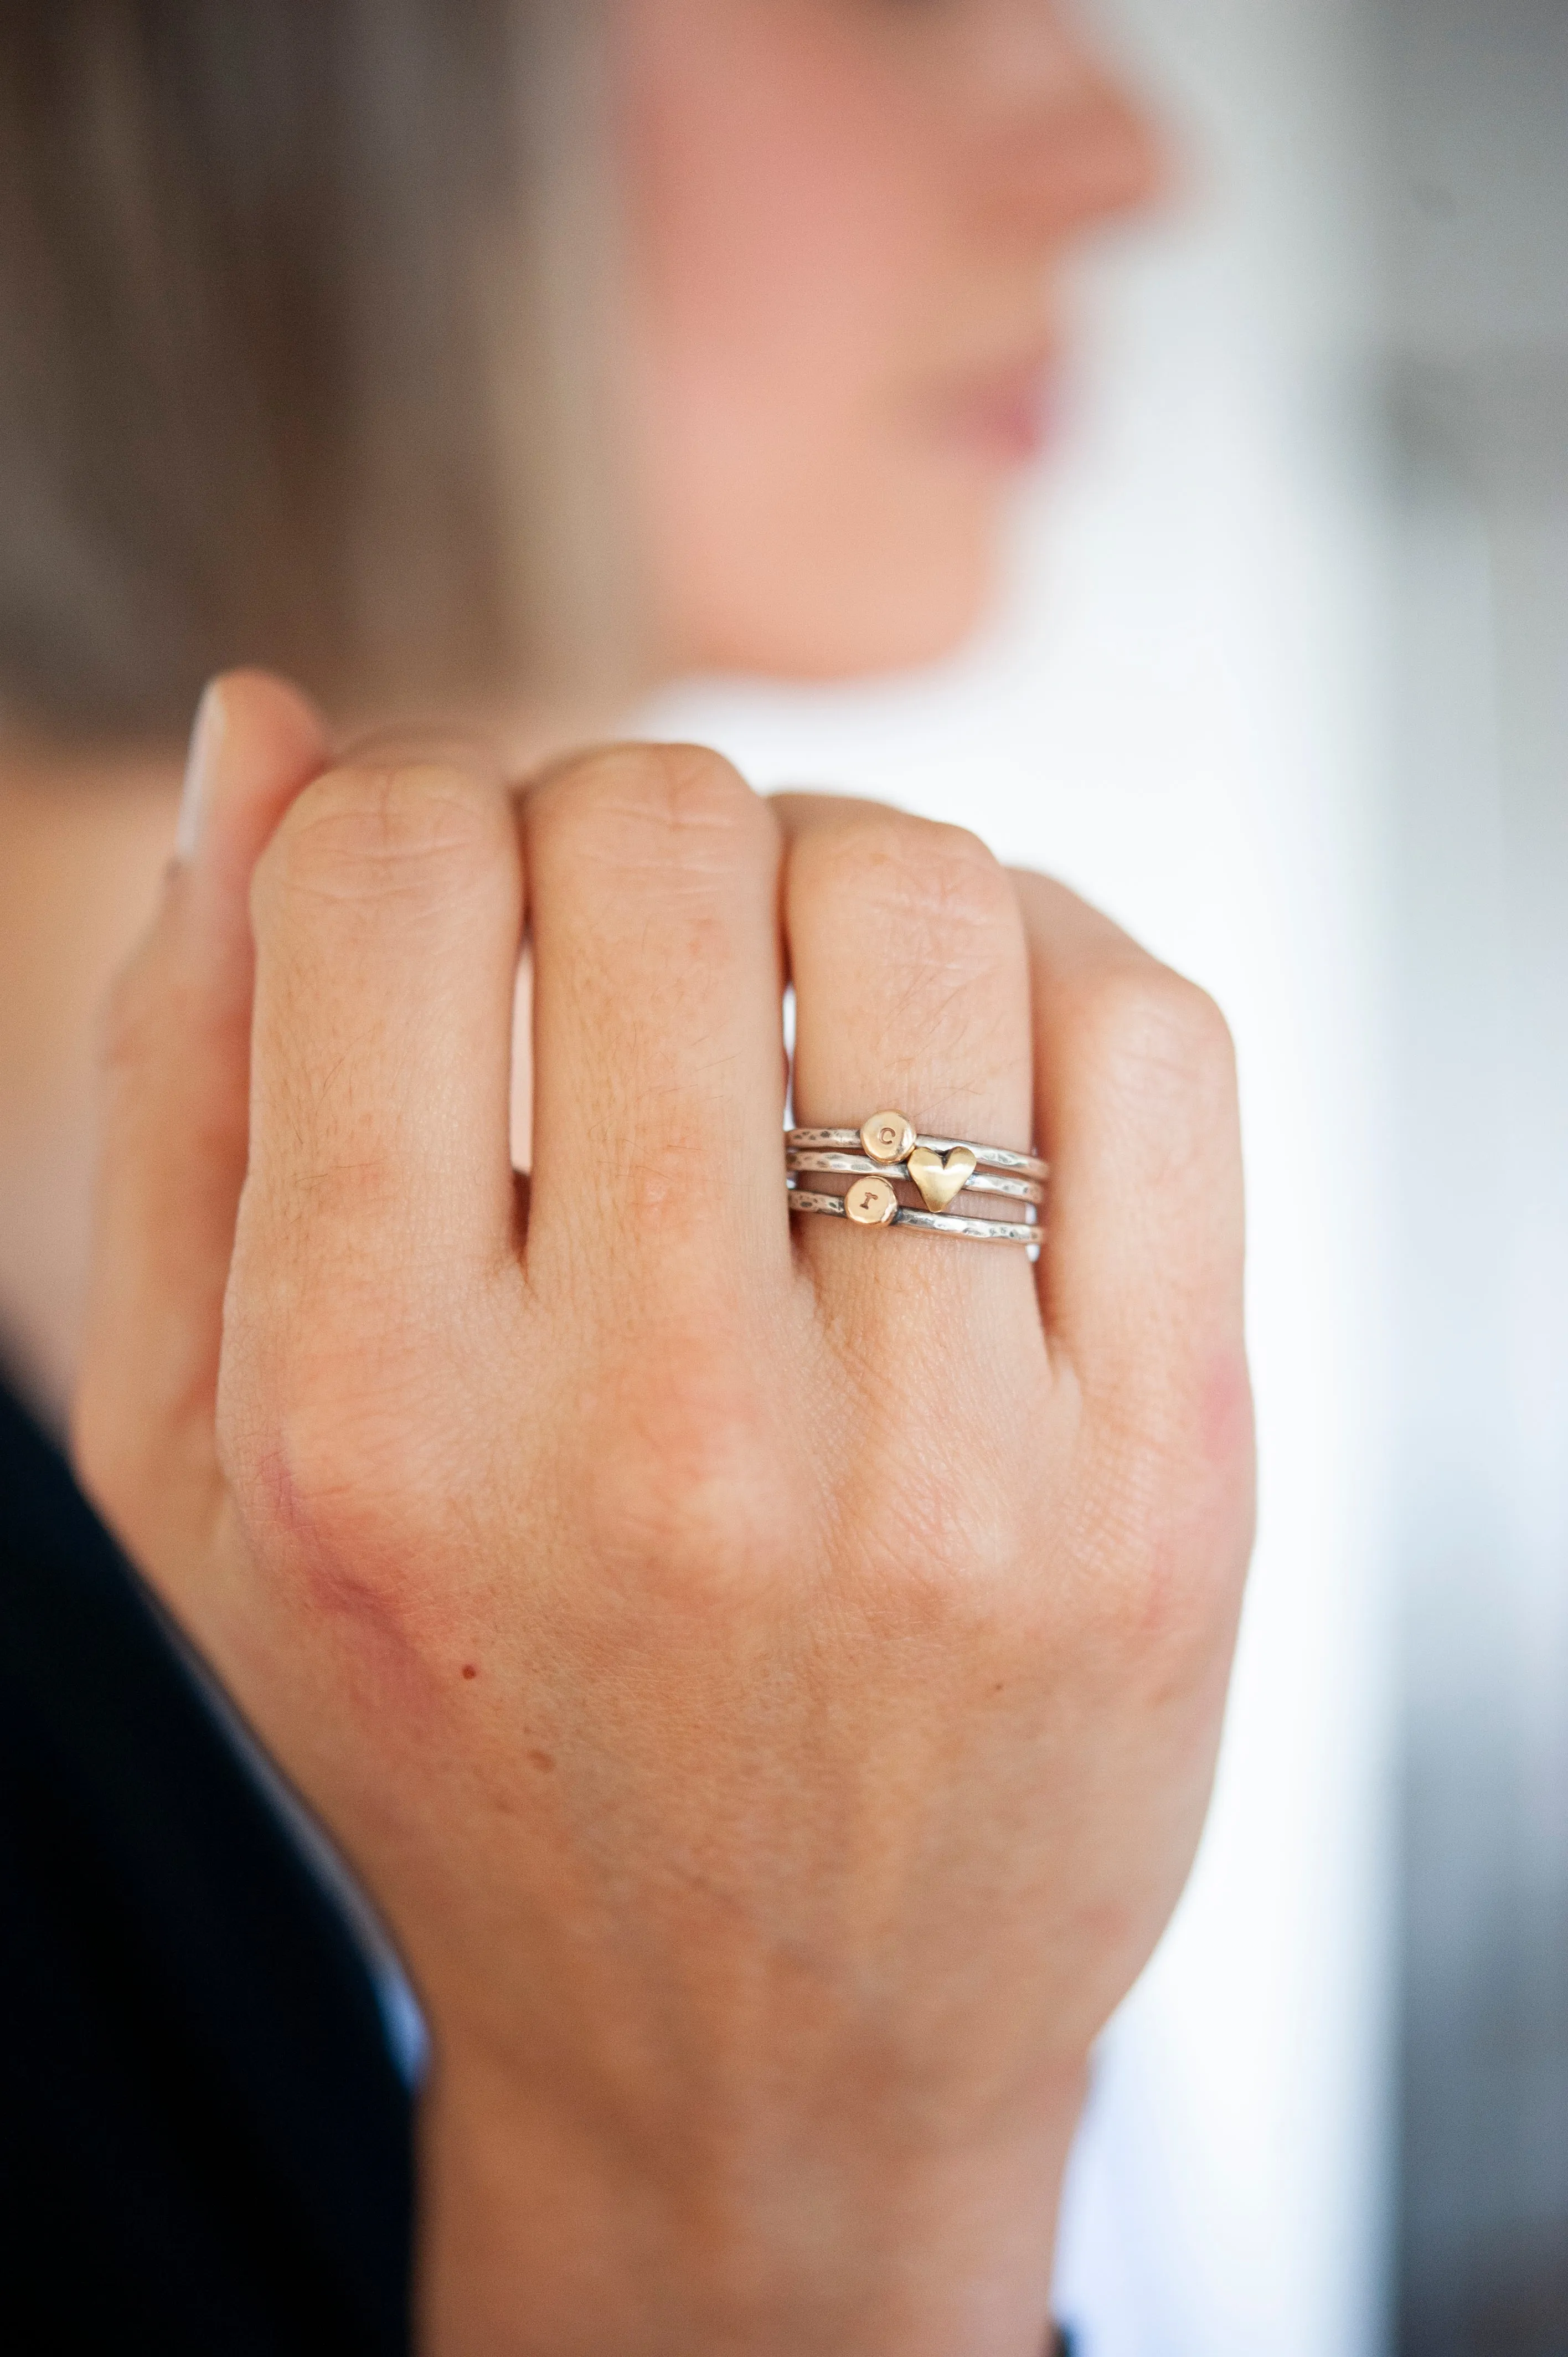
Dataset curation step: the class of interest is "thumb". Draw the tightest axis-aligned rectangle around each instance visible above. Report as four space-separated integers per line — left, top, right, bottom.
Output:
74 671 329 1574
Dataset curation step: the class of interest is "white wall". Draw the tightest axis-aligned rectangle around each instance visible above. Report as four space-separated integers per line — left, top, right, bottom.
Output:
646 2 1396 2349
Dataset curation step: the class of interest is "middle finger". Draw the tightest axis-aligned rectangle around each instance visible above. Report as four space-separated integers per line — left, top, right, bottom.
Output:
523 742 790 1296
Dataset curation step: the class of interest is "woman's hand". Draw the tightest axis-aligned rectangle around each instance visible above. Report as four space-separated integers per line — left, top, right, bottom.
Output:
75 673 1252 2357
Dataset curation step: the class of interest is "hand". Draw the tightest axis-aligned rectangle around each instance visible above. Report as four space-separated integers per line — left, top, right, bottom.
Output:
76 672 1254 2356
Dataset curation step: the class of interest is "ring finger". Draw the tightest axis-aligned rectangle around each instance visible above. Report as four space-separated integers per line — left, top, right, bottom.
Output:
775 794 1043 1354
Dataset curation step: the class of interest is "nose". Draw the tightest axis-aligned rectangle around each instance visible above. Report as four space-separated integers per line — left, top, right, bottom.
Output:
981 1 1172 237
1064 58 1170 225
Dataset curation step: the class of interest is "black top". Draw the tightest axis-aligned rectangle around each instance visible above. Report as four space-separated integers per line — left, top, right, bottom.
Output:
0 1378 412 2355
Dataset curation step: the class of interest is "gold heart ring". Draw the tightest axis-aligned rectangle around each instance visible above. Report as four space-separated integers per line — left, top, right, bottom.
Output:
785 1149 1044 1207
784 1112 1046 1259
905 1142 977 1214
788 1114 1048 1187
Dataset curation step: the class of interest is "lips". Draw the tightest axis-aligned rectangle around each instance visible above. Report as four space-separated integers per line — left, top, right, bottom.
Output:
938 350 1058 465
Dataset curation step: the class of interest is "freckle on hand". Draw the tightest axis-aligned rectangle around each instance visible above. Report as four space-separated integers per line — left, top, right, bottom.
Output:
528 1749 555 1773
461 1664 478 1680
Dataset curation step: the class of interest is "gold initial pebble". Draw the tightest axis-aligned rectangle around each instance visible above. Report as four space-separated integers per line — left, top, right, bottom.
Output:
860 1109 915 1165
845 1176 899 1227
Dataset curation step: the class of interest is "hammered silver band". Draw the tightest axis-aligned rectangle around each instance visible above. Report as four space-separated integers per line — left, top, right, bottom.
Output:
784 1108 1046 1261
786 1150 1044 1206
788 1126 1049 1183
788 1188 1041 1260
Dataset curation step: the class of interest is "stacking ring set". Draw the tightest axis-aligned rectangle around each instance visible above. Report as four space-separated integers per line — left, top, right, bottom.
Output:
786 1110 1048 1261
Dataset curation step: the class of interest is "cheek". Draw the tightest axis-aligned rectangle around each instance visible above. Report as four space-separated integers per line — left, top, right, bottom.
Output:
620 4 920 397
612 1 1003 676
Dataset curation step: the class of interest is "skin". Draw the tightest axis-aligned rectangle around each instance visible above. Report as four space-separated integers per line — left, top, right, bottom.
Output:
2 4 1249 2350
622 0 1164 675
75 681 1251 2355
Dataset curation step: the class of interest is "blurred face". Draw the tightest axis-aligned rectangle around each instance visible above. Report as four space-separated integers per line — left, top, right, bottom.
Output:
614 0 1162 680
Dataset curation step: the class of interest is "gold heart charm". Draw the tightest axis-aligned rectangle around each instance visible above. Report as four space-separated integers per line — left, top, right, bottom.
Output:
906 1143 977 1214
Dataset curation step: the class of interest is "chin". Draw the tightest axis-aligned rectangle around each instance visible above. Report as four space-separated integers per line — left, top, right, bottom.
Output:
676 528 1001 686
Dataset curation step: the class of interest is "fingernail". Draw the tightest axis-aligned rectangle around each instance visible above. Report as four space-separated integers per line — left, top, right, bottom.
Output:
175 681 225 862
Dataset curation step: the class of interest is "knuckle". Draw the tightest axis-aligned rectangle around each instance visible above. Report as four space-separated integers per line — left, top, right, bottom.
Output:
218 1334 448 1620
533 741 768 878
854 1458 1026 1616
1082 961 1237 1121
577 1316 793 1605
224 1377 374 1553
811 810 1014 946
255 759 505 915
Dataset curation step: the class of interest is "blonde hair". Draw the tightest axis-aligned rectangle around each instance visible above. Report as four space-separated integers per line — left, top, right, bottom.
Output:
0 0 634 740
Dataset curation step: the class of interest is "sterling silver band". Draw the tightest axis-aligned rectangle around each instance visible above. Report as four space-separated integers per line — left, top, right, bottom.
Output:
787 1186 1041 1260
787 1126 1049 1183
786 1149 1044 1207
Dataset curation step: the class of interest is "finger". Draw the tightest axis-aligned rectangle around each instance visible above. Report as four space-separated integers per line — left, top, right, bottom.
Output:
776 794 1041 1342
522 743 788 1292
1012 871 1246 1425
237 742 523 1377
75 671 330 1552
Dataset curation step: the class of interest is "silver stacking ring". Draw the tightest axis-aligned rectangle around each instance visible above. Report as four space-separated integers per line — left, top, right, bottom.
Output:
785 1109 1047 1260
787 1151 1043 1206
